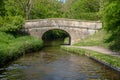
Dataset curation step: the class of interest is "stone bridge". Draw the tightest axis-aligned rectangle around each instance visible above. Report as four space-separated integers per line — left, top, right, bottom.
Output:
22 18 102 45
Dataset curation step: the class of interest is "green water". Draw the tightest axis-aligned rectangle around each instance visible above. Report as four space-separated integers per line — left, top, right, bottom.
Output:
0 41 119 80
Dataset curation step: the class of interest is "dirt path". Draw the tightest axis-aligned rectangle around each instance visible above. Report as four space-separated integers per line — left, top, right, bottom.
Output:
66 46 120 57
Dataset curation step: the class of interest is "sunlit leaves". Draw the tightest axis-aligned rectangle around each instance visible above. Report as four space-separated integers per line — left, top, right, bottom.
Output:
30 0 63 19
103 1 120 32
0 16 25 32
102 0 120 51
66 0 101 20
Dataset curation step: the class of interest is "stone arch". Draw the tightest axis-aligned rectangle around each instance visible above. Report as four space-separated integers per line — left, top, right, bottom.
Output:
41 28 71 45
23 19 102 44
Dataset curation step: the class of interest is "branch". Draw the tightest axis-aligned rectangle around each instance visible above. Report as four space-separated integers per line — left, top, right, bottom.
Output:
16 0 26 12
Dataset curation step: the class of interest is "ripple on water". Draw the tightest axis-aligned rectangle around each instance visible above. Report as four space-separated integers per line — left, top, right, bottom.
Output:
0 47 120 80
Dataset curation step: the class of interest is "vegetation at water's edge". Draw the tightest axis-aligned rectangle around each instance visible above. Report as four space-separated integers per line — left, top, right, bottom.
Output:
61 46 120 69
74 30 110 48
74 30 120 52
1 0 120 50
0 0 120 67
0 32 43 67
102 0 120 52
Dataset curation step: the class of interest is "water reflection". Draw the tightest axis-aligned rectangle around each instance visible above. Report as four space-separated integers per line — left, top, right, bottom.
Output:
0 46 119 80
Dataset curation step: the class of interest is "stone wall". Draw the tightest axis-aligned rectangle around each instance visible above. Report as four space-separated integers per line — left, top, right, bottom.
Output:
23 18 102 45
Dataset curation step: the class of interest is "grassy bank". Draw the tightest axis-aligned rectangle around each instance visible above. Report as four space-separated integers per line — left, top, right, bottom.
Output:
74 30 120 52
74 30 110 48
0 32 43 67
61 46 120 69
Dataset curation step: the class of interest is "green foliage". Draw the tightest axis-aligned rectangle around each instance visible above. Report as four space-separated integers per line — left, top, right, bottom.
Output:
0 31 43 66
0 0 25 32
103 1 120 32
66 0 101 20
42 29 69 40
4 0 64 19
61 46 85 55
1 0 102 20
0 31 14 43
4 0 23 16
64 37 69 44
74 30 110 48
30 0 63 19
0 16 4 27
0 16 25 32
0 0 6 16
102 1 120 51
61 46 120 68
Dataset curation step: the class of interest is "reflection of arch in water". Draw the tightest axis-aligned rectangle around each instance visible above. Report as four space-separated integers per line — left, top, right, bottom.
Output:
42 29 71 45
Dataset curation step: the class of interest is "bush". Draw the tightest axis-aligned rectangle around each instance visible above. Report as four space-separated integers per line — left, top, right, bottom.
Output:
0 32 43 67
0 31 14 43
103 1 120 51
0 16 25 32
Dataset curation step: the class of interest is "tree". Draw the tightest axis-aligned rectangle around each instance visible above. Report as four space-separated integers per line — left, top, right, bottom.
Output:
0 16 25 32
4 0 33 19
66 0 101 20
0 0 25 32
0 0 6 16
61 0 75 17
16 0 33 19
30 0 63 19
4 0 23 17
102 0 120 51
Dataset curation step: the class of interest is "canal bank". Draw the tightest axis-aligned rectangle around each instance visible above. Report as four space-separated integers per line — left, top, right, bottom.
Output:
0 32 43 67
61 46 120 73
0 46 119 80
0 38 120 80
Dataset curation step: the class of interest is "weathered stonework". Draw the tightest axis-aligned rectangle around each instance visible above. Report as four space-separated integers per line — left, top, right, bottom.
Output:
22 18 102 45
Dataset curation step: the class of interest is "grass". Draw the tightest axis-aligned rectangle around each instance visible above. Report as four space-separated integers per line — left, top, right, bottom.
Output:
74 30 111 48
66 29 120 69
61 46 120 69
64 37 69 44
0 31 43 67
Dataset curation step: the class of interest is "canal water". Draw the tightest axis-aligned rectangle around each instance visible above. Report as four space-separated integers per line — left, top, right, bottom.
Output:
0 44 120 80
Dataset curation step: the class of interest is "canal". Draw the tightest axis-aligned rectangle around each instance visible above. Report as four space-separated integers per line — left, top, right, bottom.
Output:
0 42 119 80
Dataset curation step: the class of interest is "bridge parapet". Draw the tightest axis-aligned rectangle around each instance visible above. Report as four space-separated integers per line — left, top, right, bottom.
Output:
24 18 102 30
23 18 102 45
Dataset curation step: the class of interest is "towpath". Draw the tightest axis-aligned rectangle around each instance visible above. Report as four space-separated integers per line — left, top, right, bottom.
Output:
65 46 120 57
